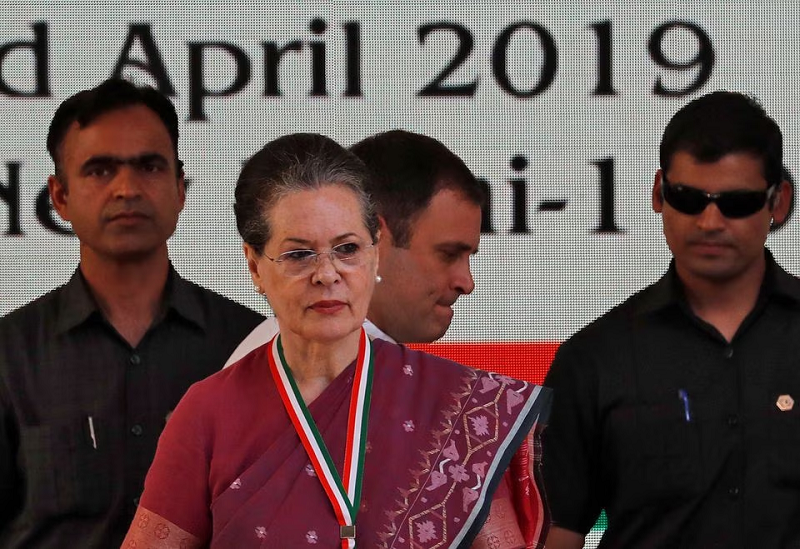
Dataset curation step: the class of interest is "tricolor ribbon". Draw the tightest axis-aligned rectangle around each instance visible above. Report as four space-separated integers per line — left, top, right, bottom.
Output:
268 328 373 549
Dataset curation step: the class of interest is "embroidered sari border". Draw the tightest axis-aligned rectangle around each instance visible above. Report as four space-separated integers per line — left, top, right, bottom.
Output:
122 506 203 549
451 384 548 549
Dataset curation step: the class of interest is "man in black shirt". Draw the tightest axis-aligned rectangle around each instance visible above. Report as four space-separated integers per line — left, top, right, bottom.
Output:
543 92 799 548
0 79 263 548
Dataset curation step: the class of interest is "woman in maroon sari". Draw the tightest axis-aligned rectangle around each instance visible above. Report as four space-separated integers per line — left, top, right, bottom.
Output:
122 134 551 549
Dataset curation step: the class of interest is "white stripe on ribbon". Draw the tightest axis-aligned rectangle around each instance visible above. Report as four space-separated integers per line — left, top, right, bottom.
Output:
344 335 371 500
268 329 372 548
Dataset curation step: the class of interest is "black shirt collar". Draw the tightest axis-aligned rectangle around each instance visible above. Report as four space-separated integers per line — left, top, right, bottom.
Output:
55 269 99 333
763 249 800 305
632 264 681 316
166 267 206 330
634 248 800 316
55 264 206 334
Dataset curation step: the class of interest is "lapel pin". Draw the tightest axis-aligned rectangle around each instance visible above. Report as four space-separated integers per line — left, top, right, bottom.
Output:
776 394 794 412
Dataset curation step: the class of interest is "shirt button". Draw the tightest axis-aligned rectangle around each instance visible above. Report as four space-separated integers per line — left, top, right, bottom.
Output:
130 424 143 436
727 415 739 427
728 486 740 498
129 354 141 365
724 347 734 359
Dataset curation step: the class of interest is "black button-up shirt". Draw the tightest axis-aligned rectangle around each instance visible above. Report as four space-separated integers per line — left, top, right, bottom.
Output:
0 267 263 548
543 251 800 548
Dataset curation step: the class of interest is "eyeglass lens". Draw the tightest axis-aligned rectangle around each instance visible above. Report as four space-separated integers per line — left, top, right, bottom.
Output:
276 243 369 275
662 178 771 219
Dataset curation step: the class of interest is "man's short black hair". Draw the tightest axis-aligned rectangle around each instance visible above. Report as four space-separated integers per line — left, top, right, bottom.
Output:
47 78 182 177
660 91 783 187
350 130 485 248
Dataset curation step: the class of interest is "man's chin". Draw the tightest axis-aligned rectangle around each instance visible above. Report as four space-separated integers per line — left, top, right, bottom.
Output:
402 320 450 344
423 312 454 343
94 242 164 263
682 259 749 283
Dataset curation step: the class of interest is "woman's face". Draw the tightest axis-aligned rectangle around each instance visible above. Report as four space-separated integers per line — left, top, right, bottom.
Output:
245 185 378 344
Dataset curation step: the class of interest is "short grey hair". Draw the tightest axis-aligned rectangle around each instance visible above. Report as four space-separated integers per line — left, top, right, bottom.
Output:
234 133 380 254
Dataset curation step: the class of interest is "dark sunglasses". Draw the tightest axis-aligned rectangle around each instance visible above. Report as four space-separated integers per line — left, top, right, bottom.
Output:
661 175 776 219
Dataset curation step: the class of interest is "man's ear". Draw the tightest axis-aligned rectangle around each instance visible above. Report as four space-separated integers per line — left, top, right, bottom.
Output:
177 171 187 211
48 175 70 222
770 179 793 225
652 170 665 213
377 215 394 246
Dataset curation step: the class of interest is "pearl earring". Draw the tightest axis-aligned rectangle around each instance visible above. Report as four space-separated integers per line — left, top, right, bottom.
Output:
375 275 382 283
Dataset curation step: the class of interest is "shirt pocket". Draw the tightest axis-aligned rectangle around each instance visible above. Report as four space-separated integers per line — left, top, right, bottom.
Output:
19 418 113 517
611 402 703 507
769 405 800 487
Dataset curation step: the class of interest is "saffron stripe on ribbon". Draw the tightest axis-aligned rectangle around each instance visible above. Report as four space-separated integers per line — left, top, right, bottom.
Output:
267 329 373 548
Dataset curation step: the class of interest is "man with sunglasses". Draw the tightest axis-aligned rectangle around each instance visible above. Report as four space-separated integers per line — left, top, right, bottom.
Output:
542 91 797 549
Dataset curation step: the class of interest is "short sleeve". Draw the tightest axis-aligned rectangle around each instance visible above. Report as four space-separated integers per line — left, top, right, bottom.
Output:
138 384 213 541
541 341 603 535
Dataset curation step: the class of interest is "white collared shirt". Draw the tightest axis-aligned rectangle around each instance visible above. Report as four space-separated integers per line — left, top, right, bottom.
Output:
223 317 395 368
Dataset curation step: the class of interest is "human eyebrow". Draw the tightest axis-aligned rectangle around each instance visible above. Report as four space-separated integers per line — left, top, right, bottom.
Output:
331 232 363 244
280 233 364 248
81 153 170 171
279 238 313 249
664 175 768 195
436 242 478 254
79 156 122 176
131 153 170 169
81 155 120 168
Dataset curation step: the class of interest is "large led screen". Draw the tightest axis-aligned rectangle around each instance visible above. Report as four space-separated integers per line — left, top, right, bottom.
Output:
2 3 798 546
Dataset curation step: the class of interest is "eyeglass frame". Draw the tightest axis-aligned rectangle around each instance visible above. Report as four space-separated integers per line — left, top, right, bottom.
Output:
263 241 376 276
660 173 778 219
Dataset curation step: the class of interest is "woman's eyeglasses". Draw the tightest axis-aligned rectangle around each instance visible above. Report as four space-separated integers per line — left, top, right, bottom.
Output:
661 175 776 219
265 242 374 276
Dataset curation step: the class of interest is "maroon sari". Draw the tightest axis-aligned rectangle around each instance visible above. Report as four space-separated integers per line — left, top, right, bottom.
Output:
124 339 551 548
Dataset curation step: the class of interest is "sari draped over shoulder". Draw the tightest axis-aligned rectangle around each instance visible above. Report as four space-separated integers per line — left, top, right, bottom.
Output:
127 339 552 549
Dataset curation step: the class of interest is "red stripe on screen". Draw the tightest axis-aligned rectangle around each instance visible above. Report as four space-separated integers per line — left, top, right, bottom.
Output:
406 342 561 384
